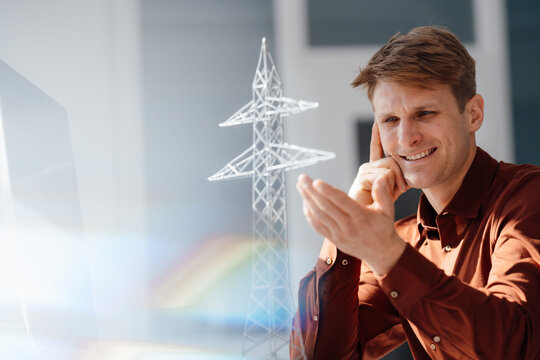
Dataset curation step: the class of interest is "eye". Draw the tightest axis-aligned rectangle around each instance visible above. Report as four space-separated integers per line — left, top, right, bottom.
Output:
417 110 436 118
383 116 399 123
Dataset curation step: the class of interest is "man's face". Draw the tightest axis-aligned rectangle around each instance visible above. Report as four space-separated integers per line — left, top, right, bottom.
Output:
372 80 480 193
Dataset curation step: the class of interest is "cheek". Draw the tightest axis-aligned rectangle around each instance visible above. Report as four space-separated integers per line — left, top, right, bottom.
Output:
439 122 467 148
379 133 394 154
445 116 469 135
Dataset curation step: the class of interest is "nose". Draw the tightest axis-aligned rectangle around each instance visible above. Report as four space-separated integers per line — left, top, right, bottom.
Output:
398 118 422 148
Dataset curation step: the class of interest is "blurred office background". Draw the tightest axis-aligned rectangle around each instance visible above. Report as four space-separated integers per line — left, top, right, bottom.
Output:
0 0 537 359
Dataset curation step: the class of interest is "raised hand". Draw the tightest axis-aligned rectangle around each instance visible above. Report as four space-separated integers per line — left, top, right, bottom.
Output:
348 122 409 206
297 121 407 276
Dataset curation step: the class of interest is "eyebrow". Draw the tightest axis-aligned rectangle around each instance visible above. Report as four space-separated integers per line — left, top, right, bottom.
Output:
412 103 439 110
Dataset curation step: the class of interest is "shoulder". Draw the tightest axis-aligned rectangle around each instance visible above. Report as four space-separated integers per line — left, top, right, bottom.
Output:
495 161 540 187
487 162 540 244
492 162 540 206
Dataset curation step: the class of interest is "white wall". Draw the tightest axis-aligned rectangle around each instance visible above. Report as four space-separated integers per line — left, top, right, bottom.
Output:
274 0 514 288
0 0 147 338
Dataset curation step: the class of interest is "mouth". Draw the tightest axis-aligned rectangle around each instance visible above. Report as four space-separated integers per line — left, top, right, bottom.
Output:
400 147 437 161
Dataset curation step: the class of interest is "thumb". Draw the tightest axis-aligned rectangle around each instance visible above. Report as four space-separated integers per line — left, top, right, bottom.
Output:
371 175 395 218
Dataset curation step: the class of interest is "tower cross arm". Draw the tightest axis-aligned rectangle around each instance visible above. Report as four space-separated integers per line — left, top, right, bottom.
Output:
219 100 256 127
265 97 319 117
208 145 255 181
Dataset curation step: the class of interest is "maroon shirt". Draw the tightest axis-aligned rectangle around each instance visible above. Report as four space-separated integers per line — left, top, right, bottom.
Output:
291 148 540 359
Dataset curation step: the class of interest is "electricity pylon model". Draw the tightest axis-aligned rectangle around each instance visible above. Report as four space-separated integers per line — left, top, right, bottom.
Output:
209 38 334 359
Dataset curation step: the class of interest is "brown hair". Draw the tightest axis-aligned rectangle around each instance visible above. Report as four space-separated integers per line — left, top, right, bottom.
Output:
351 26 476 112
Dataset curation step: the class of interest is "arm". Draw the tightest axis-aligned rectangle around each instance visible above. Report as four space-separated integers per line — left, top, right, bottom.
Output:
298 122 408 277
291 123 409 358
295 175 540 359
290 247 406 360
377 177 540 359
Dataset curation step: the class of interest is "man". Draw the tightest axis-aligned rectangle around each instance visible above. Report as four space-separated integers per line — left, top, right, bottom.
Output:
291 26 540 359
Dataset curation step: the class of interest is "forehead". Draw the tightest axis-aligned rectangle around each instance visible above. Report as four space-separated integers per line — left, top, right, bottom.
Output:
371 80 455 114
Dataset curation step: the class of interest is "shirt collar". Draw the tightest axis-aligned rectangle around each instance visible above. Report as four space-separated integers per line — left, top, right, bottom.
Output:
417 147 499 233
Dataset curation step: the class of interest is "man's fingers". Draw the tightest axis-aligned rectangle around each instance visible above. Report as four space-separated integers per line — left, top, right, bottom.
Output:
354 159 408 200
301 189 339 231
358 171 389 190
348 181 373 206
312 179 362 217
370 121 384 162
370 175 395 218
297 175 342 229
303 204 332 239
370 158 407 192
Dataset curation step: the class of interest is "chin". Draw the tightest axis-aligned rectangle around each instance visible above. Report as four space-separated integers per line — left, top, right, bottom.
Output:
404 176 431 190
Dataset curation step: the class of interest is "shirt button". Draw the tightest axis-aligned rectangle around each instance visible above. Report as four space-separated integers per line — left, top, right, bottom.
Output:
441 211 449 216
313 315 318 321
326 257 332 265
433 336 441 343
444 245 452 252
430 343 436 351
342 259 348 266
390 290 399 299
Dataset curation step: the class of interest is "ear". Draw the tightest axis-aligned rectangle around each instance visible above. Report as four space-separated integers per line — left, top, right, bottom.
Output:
465 94 484 132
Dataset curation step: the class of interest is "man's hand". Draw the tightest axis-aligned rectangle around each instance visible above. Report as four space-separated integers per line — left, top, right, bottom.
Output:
297 122 407 276
349 122 409 205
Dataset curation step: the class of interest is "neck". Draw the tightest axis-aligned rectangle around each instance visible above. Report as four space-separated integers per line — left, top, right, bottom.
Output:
423 186 461 214
423 146 477 214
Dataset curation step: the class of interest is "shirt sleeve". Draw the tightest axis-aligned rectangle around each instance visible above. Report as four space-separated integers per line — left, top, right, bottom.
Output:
290 249 405 359
378 202 540 360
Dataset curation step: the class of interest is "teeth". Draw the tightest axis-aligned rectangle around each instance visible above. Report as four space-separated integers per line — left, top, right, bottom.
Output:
405 149 434 161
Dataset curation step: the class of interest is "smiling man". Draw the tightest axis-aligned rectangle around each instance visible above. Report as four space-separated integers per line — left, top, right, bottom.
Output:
291 27 540 359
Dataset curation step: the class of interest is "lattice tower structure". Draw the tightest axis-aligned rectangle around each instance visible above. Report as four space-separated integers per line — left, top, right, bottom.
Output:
209 38 334 360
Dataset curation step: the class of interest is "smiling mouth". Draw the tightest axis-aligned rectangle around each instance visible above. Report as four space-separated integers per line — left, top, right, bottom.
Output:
401 148 437 161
